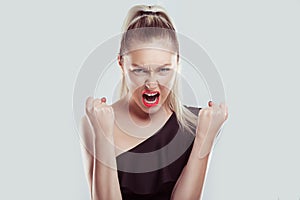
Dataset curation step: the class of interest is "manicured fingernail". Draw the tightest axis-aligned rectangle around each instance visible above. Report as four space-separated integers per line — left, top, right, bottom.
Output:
101 97 106 103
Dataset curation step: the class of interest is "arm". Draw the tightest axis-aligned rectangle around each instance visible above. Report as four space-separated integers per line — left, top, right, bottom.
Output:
170 136 209 200
79 116 94 198
80 114 122 200
171 101 228 200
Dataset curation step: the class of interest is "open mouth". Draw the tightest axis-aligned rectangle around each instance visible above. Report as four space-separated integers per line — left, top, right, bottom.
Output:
142 90 160 107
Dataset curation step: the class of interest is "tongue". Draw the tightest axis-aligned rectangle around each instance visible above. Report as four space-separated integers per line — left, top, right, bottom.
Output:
145 95 156 101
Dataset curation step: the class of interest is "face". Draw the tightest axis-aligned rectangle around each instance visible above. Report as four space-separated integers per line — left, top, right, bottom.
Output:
120 46 178 115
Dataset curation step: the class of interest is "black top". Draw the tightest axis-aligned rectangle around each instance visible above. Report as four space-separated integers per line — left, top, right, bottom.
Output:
116 106 201 200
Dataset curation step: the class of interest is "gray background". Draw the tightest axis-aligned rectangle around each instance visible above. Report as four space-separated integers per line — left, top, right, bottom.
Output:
0 0 299 199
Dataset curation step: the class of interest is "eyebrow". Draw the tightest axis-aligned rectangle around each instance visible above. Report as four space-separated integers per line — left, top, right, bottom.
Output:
131 63 172 68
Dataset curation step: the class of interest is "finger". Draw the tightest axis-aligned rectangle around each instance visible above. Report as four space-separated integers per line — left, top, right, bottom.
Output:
209 101 220 114
225 105 229 120
94 98 106 110
101 97 107 103
219 102 226 109
210 102 219 112
219 102 228 120
85 96 94 113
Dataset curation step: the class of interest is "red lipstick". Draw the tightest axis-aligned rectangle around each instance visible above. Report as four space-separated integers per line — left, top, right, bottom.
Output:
142 90 160 107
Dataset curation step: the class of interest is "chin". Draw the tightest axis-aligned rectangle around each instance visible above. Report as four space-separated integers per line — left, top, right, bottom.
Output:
129 88 170 115
139 95 169 115
143 103 163 114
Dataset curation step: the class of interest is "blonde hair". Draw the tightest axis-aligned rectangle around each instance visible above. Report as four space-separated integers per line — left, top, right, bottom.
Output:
118 5 198 135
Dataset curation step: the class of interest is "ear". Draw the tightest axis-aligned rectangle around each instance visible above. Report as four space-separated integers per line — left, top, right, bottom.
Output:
118 54 124 70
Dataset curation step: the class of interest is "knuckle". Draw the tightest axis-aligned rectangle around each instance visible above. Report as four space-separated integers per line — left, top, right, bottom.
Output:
85 100 95 114
94 99 104 111
198 108 207 117
206 109 213 116
85 96 93 108
224 112 229 120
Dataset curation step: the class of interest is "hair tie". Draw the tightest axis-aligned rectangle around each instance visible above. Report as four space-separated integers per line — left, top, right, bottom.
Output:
141 10 156 15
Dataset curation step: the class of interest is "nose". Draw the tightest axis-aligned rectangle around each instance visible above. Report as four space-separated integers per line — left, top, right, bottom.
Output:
144 69 158 89
145 80 158 90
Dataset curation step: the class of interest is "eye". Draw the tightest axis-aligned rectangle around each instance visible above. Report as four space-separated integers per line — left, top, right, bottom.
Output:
131 68 149 75
160 68 171 72
132 69 143 73
158 67 172 75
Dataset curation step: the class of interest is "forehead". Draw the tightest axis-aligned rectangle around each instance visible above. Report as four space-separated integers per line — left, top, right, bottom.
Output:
124 48 177 66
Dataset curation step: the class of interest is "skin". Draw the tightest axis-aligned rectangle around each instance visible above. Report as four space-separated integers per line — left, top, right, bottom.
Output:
79 44 229 200
119 47 178 119
111 47 179 142
171 100 228 200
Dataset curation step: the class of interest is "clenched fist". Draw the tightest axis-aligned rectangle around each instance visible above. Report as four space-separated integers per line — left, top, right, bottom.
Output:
196 101 228 159
85 96 115 139
85 96 117 168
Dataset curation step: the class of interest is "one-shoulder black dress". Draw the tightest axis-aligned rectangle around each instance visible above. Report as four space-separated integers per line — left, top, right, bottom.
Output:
116 106 201 200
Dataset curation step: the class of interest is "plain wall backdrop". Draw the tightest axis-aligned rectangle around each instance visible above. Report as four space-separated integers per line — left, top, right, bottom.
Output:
0 0 299 199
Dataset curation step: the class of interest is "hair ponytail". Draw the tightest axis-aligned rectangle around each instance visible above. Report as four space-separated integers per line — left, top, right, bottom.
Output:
121 5 176 32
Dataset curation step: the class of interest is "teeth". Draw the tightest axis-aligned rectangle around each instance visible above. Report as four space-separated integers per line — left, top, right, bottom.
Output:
144 97 157 103
145 92 158 96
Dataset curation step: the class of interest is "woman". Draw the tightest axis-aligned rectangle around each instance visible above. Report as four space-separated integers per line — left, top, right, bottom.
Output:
80 5 228 200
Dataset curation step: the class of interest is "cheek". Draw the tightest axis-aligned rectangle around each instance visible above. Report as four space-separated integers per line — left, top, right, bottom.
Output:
124 73 145 92
157 73 177 91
